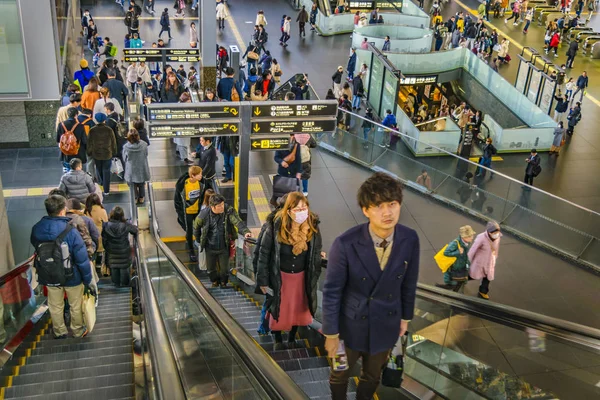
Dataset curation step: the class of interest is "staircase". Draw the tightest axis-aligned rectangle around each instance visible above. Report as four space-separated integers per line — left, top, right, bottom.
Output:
0 283 135 400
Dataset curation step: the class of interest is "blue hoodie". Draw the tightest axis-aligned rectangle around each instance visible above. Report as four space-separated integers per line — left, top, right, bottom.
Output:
30 216 92 287
244 74 258 95
382 113 397 128
74 68 95 90
217 77 242 101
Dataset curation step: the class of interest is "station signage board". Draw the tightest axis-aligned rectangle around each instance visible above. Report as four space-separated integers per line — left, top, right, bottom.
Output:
149 122 240 138
399 75 438 85
250 138 290 151
251 103 337 119
149 105 239 121
123 48 200 63
251 119 337 135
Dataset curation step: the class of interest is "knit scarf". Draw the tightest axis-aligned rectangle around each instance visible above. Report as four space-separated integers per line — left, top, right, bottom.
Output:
281 220 310 255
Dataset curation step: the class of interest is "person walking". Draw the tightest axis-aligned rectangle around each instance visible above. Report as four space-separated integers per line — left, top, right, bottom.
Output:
87 113 117 196
476 138 497 178
174 166 207 262
31 195 95 339
297 134 316 196
122 128 150 204
572 71 588 103
297 5 309 37
256 192 323 350
159 8 172 39
468 221 501 299
504 0 520 24
174 0 185 17
256 10 268 27
332 66 343 98
193 194 251 288
347 48 357 81
361 108 374 144
522 8 533 33
58 158 95 203
382 109 398 149
281 16 291 47
275 135 302 179
352 74 364 111
436 225 475 290
323 172 419 400
549 121 566 155
523 148 540 187
309 4 318 32
102 206 138 287
216 0 226 30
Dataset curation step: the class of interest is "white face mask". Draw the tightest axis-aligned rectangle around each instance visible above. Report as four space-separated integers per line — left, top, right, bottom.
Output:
292 210 309 224
490 232 500 239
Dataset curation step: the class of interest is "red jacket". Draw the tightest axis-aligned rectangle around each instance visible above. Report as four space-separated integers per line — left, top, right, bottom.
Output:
550 33 560 47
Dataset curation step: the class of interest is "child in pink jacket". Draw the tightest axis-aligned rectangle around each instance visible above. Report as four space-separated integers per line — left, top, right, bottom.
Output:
468 221 501 299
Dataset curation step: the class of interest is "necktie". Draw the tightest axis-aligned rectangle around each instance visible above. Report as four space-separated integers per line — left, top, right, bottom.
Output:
380 239 388 249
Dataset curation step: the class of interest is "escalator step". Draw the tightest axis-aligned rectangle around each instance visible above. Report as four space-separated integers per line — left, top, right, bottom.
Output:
24 344 131 364
269 348 317 361
17 354 133 376
41 323 132 338
3 383 134 400
33 331 132 347
4 372 133 398
30 338 132 355
261 341 309 352
278 357 330 371
297 380 331 398
11 362 133 386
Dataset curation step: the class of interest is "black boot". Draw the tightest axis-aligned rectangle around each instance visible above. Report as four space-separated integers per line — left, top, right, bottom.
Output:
330 383 348 400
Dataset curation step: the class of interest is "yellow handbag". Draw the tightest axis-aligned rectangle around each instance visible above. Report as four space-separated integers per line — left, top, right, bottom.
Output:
434 240 461 273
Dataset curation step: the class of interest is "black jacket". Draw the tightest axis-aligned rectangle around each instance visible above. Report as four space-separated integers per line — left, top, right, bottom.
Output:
87 123 117 161
217 136 239 157
332 70 343 84
255 215 323 321
160 85 184 103
554 96 569 113
174 172 208 230
193 204 250 251
353 77 364 97
525 154 540 175
56 118 88 163
195 143 217 179
106 112 127 156
567 40 579 57
102 220 138 269
103 78 129 107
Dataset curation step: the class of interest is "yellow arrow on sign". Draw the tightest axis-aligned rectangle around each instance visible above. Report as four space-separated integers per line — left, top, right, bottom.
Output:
230 108 238 116
252 141 260 148
253 123 260 133
253 107 261 116
230 125 238 133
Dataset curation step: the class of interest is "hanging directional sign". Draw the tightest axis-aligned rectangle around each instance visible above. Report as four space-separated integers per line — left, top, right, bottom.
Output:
251 119 337 135
148 122 240 138
250 138 290 151
123 48 201 62
148 105 239 121
251 103 337 118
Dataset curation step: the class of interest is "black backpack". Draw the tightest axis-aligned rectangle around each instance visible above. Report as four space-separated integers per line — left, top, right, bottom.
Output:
34 225 74 287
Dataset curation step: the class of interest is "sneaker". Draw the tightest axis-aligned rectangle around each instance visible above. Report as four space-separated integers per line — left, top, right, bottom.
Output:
103 192 109 197
513 22 518 25
303 192 309 197
184 158 194 165
554 53 559 57
504 18 508 23
211 282 219 288
80 328 89 338
478 292 490 299
54 334 68 339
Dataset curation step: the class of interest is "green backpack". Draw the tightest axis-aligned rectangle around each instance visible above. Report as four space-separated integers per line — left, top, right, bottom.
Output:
109 45 118 57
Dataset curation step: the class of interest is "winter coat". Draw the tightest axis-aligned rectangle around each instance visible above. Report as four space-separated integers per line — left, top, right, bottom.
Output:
189 26 198 43
332 70 343 84
566 40 579 57
468 232 500 281
525 154 540 175
550 33 560 48
568 106 582 128
58 170 95 203
74 68 95 91
93 97 123 118
102 220 138 269
552 127 565 147
160 84 184 103
353 77 364 97
86 205 108 253
160 11 170 28
347 52 357 74
216 3 227 19
174 172 208 230
30 216 93 287
195 143 217 179
81 90 101 112
576 75 588 89
256 215 322 321
87 123 117 161
256 13 268 26
297 9 309 23
498 41 509 58
66 211 99 258
123 141 151 183
56 118 88 164
554 96 569 113
192 204 250 251
275 142 302 177
217 77 242 101
255 76 275 97
443 236 470 276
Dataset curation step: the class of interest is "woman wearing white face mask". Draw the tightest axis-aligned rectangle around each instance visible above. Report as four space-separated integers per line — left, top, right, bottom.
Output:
468 221 502 299
256 192 324 350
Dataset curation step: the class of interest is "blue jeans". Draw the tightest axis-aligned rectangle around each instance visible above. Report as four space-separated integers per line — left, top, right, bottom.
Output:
352 95 361 109
523 20 531 31
192 0 198 8
223 151 235 179
363 126 371 141
477 156 492 177
301 179 309 193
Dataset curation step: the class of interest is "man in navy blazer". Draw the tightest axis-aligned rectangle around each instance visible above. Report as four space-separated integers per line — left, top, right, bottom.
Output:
322 172 420 400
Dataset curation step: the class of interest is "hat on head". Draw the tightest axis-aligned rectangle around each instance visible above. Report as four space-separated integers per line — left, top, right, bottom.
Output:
486 221 500 233
80 59 88 68
459 225 476 238
94 113 107 123
338 66 343 70
531 148 537 153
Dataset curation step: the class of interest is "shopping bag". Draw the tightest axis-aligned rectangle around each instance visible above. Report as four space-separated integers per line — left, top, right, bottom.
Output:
82 292 97 333
493 44 501 52
433 240 460 273
110 157 124 176
198 249 207 271
247 51 259 60
382 334 408 388
270 175 300 206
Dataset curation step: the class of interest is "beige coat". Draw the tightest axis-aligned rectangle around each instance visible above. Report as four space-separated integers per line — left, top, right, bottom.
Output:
271 63 282 83
256 13 267 26
498 41 509 58
86 205 108 252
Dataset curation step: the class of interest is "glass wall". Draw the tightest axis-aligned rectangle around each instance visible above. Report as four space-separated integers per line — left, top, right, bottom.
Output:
54 0 82 94
0 0 28 94
368 56 384 117
352 25 433 53
380 69 398 116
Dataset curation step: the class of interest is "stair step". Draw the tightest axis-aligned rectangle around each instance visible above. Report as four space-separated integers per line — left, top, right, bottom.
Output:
12 362 133 386
277 356 330 372
41 323 131 338
4 383 134 400
4 372 133 398
30 331 132 347
16 354 133 376
30 338 132 355
24 345 131 365
269 348 317 361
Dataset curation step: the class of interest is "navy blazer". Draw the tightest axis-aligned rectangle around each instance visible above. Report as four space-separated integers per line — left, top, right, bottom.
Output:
322 223 420 355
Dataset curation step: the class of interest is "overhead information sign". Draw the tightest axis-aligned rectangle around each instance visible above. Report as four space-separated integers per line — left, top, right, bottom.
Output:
149 122 239 138
399 75 437 85
251 138 290 151
251 103 337 118
251 119 337 135
123 48 201 62
149 105 239 120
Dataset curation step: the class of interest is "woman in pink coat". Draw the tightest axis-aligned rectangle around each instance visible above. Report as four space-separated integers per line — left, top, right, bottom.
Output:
468 221 501 299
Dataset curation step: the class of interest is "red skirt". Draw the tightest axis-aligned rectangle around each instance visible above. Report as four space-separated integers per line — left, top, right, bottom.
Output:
269 271 312 331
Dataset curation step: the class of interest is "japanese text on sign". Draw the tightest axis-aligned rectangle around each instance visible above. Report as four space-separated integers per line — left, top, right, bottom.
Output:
399 75 437 85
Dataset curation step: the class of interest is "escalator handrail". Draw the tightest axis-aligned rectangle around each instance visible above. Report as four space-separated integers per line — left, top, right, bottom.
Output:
417 283 600 348
146 182 309 400
0 256 34 287
130 185 187 400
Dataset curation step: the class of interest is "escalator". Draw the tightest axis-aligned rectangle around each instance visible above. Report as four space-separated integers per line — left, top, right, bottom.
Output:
145 180 600 400
272 73 317 101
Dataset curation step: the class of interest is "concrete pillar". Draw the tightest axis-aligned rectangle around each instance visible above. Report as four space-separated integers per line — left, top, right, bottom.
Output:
0 176 15 275
200 0 217 90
